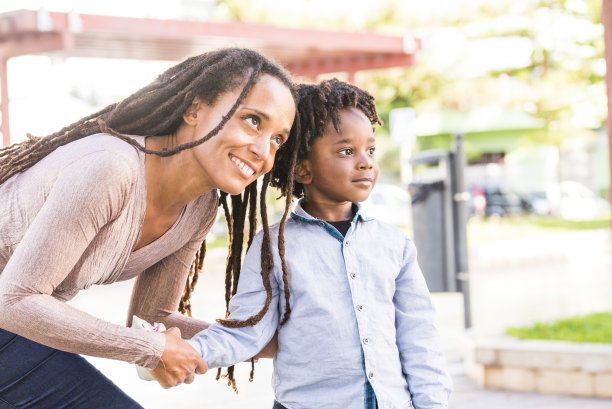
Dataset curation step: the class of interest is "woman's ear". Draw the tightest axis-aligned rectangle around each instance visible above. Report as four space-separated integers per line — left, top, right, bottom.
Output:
294 160 312 185
183 98 201 126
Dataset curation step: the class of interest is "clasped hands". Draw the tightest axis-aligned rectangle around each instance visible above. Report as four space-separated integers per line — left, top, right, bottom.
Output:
149 328 278 388
150 327 208 388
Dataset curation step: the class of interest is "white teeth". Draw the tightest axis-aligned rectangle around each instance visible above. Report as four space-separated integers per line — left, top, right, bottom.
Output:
231 156 255 177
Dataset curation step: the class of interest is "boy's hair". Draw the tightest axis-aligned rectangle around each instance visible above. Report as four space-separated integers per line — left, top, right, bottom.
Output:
271 78 382 199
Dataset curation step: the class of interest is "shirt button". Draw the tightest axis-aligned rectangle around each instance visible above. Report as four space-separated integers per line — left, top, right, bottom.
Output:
357 305 364 311
318 221 325 226
363 338 369 345
369 372 375 379
345 240 350 246
350 273 357 279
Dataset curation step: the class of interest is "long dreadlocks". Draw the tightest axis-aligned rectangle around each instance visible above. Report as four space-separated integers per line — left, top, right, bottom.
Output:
0 47 300 391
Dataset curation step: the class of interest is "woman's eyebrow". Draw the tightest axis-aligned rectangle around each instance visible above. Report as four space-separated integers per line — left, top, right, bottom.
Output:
243 107 270 122
243 107 290 136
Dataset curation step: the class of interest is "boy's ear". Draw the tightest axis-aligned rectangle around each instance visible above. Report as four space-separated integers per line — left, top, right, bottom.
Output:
294 160 312 185
183 98 201 126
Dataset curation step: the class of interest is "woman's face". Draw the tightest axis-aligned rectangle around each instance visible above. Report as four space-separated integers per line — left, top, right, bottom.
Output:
186 74 295 195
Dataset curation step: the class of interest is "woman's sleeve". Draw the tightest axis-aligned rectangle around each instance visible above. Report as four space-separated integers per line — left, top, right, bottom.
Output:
0 152 165 370
394 237 453 408
126 192 219 339
188 233 280 368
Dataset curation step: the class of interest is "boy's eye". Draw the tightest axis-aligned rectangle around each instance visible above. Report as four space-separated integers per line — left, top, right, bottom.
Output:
368 147 376 155
339 148 353 155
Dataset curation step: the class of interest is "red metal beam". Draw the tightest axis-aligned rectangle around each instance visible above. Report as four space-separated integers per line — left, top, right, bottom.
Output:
0 10 416 67
70 13 406 55
287 53 415 78
0 31 73 58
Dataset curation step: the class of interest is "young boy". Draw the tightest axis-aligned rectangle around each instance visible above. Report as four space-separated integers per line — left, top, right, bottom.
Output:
188 79 452 409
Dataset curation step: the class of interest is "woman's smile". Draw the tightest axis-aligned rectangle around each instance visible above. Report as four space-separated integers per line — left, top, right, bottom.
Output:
229 153 256 178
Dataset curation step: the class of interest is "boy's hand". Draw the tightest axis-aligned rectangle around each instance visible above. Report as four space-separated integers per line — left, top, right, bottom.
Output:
253 331 278 359
151 327 208 388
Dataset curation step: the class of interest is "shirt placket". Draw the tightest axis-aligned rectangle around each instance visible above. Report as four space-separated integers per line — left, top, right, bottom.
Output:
342 233 377 392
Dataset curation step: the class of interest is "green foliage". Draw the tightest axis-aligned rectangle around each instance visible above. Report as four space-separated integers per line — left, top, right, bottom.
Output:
527 214 611 230
507 312 612 343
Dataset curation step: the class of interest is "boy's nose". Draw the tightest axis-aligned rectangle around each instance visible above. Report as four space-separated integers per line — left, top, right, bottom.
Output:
358 154 374 169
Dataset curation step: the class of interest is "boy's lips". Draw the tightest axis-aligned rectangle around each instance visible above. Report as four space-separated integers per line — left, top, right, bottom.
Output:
352 177 374 183
352 177 374 187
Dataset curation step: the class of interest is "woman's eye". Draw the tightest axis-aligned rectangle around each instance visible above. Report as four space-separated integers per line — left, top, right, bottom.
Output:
272 135 284 147
245 115 260 128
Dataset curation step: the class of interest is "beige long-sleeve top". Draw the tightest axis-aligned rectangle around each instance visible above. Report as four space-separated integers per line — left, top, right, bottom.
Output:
0 133 218 369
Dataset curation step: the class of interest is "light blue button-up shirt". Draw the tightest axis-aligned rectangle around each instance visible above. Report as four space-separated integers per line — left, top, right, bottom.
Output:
189 201 452 409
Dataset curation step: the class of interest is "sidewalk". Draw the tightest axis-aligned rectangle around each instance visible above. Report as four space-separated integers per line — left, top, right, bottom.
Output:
70 229 612 408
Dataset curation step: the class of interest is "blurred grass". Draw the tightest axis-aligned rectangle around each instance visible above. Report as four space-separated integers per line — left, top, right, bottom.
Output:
206 234 228 249
467 214 611 245
506 312 612 343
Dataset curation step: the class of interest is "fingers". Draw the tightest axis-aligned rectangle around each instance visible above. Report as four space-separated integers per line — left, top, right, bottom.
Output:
195 357 208 375
151 331 207 388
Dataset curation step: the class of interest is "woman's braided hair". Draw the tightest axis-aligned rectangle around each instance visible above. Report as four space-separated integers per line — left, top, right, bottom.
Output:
0 47 300 392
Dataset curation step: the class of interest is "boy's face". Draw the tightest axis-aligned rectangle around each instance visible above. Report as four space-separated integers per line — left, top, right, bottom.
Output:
297 107 379 205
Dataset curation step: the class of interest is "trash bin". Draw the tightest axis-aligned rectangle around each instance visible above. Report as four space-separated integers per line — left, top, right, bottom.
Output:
406 134 471 326
409 181 456 292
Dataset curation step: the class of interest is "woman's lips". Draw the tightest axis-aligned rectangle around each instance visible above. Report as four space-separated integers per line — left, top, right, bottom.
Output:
229 154 255 178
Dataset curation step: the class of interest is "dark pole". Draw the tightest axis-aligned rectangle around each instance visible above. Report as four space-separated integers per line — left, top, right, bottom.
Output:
451 133 472 328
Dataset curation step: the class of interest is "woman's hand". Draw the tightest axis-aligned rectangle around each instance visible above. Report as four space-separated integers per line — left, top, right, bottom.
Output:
150 327 208 388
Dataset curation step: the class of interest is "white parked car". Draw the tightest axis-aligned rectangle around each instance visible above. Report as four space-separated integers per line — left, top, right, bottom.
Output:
547 181 610 221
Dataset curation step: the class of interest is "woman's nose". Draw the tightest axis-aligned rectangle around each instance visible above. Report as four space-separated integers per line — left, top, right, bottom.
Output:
249 136 271 161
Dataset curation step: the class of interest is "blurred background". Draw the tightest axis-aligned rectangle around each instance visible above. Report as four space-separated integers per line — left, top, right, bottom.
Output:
1 0 612 407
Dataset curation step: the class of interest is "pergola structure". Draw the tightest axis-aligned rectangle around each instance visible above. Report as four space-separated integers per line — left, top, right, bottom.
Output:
0 9 419 146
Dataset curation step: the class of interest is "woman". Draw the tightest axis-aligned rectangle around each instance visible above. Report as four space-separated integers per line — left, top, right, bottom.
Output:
0 48 297 408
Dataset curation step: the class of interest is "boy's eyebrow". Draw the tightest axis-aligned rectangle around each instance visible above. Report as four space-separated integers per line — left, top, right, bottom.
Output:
243 107 290 136
334 136 376 144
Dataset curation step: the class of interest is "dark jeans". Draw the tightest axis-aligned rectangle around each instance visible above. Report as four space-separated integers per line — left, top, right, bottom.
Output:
0 328 143 409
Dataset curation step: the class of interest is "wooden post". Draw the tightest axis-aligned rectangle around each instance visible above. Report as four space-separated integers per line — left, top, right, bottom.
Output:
0 57 9 147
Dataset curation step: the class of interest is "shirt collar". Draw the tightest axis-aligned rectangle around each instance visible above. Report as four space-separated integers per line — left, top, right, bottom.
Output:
291 199 374 223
